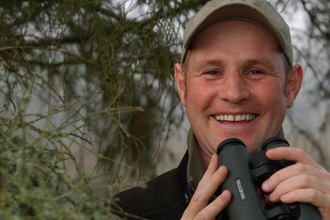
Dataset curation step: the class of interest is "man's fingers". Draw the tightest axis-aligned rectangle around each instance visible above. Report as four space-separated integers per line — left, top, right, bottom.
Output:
181 154 229 219
263 146 330 197
266 173 329 202
264 147 330 219
280 188 328 207
185 155 227 214
280 189 330 219
266 147 324 169
195 190 231 220
262 162 329 193
202 154 221 181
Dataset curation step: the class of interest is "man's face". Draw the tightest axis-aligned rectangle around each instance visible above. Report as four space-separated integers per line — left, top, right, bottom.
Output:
175 20 300 156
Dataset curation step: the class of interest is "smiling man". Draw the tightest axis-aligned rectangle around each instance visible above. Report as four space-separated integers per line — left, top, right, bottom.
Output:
175 20 296 163
115 0 330 219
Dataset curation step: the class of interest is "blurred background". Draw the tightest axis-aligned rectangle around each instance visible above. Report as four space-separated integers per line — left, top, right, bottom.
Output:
0 0 329 219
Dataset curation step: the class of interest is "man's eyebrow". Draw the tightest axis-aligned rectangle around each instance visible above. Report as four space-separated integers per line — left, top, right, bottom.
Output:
244 59 269 65
195 59 224 67
243 59 278 69
195 59 273 68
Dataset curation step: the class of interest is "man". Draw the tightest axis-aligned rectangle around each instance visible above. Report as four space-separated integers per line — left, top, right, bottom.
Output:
115 0 330 219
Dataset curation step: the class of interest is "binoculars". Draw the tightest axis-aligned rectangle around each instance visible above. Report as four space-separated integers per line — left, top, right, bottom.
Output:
217 137 321 220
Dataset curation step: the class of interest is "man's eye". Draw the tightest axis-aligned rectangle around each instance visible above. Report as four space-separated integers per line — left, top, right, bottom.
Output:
248 70 263 74
205 70 220 75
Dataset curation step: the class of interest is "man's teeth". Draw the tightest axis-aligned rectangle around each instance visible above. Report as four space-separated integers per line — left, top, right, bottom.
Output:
215 114 258 122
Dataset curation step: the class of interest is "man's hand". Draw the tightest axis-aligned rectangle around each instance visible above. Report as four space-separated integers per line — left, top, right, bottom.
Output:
262 147 330 220
181 154 231 220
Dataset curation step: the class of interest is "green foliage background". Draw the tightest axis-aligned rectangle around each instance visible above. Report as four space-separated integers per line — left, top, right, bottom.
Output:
0 0 329 219
0 0 204 218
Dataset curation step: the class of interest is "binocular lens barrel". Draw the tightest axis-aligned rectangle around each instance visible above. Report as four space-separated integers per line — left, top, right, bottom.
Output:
216 137 322 220
217 138 266 219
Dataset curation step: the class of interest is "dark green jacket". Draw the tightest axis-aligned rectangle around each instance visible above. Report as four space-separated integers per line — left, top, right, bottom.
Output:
114 168 187 219
114 129 204 220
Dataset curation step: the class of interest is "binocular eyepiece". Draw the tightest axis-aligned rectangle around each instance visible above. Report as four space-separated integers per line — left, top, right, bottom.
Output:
217 137 321 220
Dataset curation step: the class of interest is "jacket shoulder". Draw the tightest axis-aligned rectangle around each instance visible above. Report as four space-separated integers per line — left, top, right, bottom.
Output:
114 168 187 219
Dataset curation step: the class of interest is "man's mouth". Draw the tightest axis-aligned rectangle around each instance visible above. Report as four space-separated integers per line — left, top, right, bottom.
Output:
214 114 259 122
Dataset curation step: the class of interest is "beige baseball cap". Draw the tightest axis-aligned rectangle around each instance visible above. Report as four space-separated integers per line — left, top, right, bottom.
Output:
181 0 293 66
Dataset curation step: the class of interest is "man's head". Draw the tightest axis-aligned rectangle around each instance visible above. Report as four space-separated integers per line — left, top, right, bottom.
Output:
174 0 303 158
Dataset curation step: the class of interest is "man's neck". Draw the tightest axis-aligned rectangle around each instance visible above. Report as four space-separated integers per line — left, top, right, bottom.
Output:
198 146 212 170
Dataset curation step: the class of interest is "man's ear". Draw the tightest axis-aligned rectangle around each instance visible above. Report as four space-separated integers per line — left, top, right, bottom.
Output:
287 64 303 109
174 63 186 106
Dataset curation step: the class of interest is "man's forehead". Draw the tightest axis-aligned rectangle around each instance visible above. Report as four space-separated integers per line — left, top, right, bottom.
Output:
191 21 281 53
194 20 278 43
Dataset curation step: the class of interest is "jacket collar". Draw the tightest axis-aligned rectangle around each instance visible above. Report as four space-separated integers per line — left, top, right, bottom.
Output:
186 128 205 191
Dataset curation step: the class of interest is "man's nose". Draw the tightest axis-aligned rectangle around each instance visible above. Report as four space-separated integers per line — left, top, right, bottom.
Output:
217 73 251 103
